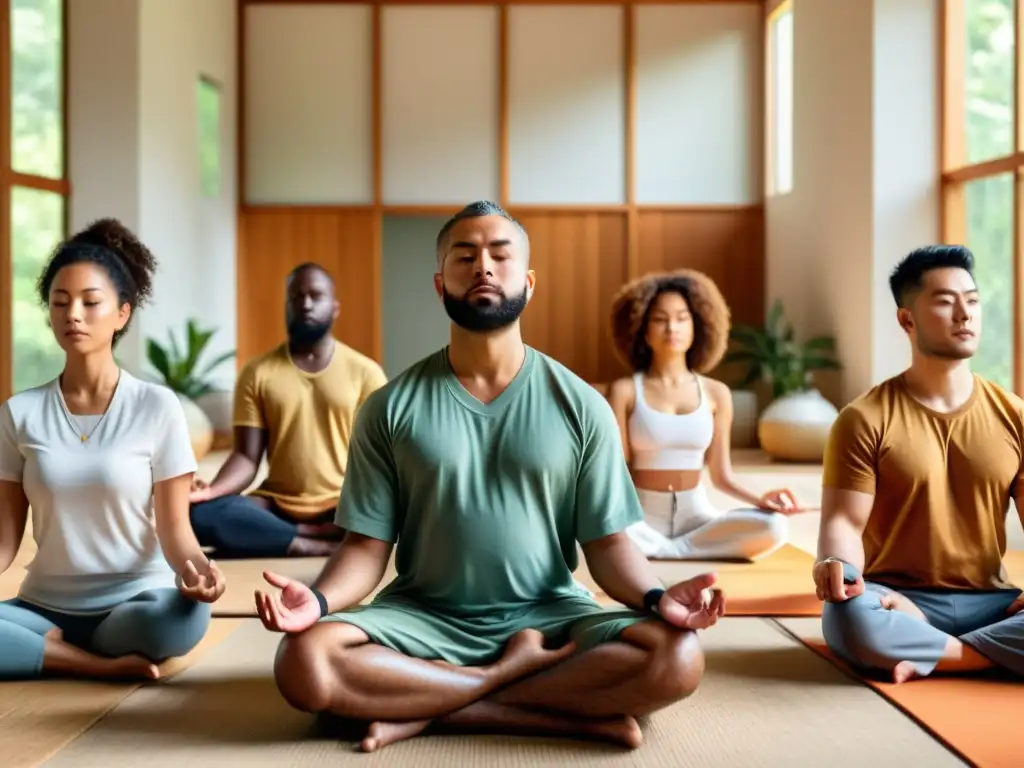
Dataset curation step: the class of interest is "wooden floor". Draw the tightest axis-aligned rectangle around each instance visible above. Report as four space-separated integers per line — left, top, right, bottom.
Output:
1 448 1019 767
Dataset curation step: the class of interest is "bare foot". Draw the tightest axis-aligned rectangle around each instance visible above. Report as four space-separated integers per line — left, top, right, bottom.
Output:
583 715 643 749
296 522 344 539
361 711 642 752
361 719 431 752
891 660 920 684
98 654 162 681
879 592 929 622
497 629 576 680
287 537 342 557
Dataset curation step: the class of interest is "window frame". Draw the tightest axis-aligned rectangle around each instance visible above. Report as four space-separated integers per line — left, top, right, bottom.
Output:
940 0 1023 391
0 0 69 401
765 0 794 198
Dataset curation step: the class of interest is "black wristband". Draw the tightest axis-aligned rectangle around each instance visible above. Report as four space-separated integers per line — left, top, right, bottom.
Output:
643 587 666 615
310 588 329 618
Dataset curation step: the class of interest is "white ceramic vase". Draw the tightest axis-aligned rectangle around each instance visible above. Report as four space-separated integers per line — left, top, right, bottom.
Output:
195 389 234 449
176 393 214 461
757 388 838 462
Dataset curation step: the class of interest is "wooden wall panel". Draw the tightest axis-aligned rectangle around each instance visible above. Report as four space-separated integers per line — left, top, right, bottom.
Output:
512 211 630 383
236 208 380 364
636 207 765 327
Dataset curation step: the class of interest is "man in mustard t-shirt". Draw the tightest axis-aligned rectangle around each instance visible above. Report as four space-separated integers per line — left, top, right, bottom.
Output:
815 244 1024 683
189 263 387 558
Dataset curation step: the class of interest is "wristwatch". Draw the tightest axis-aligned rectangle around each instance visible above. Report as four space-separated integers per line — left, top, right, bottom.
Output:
310 587 329 617
643 587 666 615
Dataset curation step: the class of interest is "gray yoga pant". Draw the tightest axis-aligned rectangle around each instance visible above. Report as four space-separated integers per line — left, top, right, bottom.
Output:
822 561 1024 677
0 588 212 680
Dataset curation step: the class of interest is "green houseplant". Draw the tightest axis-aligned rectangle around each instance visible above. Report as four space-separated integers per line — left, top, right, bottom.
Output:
722 299 842 462
146 318 235 400
146 319 237 458
723 298 841 400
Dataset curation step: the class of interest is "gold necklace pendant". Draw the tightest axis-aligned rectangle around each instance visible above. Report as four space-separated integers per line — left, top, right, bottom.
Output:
81 434 88 443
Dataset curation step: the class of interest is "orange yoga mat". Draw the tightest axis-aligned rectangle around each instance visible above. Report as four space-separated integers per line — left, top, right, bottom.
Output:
582 544 822 616
644 544 823 617
664 548 1024 619
787 626 1022 768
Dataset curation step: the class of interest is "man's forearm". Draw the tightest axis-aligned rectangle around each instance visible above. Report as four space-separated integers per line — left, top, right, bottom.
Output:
312 535 393 613
583 533 664 611
208 452 260 498
816 515 865 571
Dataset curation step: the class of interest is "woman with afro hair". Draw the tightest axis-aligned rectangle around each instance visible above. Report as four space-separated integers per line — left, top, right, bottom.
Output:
0 218 225 682
607 269 799 560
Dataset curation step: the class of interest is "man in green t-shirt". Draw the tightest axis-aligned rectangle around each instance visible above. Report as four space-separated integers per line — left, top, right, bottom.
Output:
255 201 727 752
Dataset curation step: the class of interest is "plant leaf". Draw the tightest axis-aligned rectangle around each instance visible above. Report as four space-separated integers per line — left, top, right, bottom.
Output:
197 350 236 379
146 339 172 381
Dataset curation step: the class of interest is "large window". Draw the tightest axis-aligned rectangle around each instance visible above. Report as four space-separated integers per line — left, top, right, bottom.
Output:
766 0 793 196
943 0 1021 390
197 75 221 199
1 0 68 399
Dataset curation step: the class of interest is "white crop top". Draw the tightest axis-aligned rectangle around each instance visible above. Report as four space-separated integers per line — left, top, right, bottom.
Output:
0 371 198 614
627 373 715 470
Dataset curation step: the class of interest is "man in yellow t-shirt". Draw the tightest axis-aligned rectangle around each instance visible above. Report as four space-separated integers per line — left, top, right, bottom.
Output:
814 245 1024 684
189 263 387 558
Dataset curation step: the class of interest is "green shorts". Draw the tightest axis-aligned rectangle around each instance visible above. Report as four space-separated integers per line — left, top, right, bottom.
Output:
320 592 649 666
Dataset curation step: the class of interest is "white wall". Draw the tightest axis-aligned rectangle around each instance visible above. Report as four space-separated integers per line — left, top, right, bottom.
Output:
67 0 143 368
68 0 238 386
635 4 762 204
765 0 938 405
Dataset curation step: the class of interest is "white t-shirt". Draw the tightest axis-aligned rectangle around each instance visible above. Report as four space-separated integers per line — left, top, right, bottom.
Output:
0 370 198 614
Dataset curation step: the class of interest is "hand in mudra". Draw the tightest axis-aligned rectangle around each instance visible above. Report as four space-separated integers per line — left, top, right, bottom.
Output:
657 572 725 630
177 559 226 603
758 487 799 514
189 478 213 504
255 571 322 634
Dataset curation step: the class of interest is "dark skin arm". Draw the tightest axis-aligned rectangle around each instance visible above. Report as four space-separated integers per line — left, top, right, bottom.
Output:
191 426 266 502
256 532 393 633
582 532 724 628
581 532 662 610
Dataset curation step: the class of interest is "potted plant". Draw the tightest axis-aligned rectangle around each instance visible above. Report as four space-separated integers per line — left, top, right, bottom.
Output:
722 299 842 462
146 319 236 458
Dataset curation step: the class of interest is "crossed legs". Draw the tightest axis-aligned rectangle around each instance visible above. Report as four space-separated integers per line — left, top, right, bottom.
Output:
274 616 703 751
191 494 342 558
628 487 788 561
822 577 1024 683
0 589 211 681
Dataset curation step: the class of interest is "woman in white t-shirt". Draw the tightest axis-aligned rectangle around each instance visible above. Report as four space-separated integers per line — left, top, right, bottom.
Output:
0 218 226 681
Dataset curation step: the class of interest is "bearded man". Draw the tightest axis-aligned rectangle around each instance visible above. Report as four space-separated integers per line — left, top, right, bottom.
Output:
254 201 728 752
190 263 387 559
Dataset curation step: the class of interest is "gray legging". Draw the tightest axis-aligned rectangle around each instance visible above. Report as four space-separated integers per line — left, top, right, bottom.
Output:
823 561 1024 677
0 588 212 680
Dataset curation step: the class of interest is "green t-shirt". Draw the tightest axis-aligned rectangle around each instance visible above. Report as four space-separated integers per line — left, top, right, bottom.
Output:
335 345 644 616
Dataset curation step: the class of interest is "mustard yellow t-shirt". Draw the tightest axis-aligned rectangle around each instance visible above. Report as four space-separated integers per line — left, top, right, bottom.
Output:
233 341 387 518
822 373 1024 591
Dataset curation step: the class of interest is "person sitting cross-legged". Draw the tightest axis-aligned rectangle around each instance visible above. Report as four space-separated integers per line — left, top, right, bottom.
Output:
816 244 1024 684
255 201 726 752
190 263 387 559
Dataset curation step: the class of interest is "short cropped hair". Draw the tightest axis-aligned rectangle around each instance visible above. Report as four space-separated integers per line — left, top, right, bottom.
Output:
435 201 530 267
889 245 975 308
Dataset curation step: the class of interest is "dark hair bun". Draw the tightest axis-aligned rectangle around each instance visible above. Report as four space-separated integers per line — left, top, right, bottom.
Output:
70 218 157 307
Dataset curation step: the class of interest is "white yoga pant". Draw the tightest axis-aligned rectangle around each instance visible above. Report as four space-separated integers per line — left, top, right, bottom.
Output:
627 485 788 561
